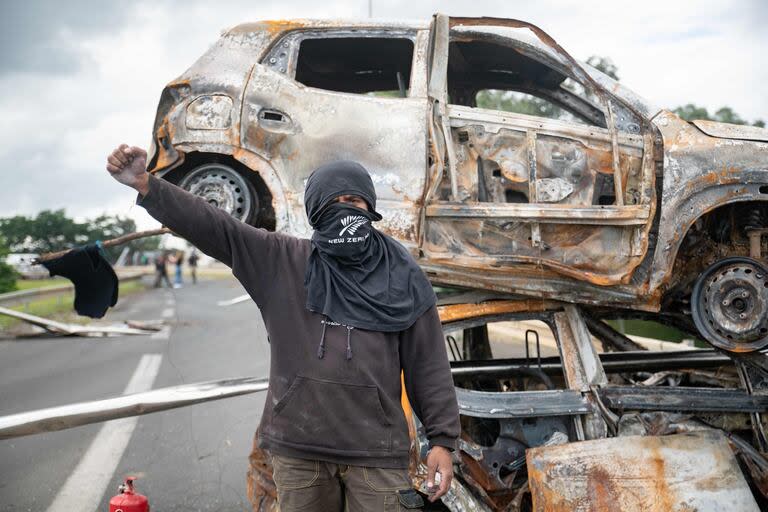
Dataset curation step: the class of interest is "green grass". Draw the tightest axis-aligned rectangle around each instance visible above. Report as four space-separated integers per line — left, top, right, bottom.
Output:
606 318 709 348
0 279 146 331
606 319 688 343
15 277 70 291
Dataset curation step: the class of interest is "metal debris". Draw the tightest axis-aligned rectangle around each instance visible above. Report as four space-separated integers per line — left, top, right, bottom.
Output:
0 306 158 337
527 431 760 511
0 376 269 440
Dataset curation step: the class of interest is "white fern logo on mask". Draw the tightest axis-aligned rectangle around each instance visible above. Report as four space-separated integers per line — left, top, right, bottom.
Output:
339 215 368 236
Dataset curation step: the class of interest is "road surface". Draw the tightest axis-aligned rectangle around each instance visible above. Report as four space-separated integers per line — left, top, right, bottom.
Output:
0 275 268 512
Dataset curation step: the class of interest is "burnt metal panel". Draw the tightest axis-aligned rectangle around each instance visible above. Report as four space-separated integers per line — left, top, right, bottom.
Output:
455 387 590 418
423 103 652 287
449 349 733 377
598 386 768 414
527 431 760 511
692 120 768 142
553 306 607 440
554 307 607 391
649 110 768 293
240 55 429 242
425 203 650 224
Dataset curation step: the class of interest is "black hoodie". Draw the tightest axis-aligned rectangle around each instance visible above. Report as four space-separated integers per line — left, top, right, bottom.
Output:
138 174 460 468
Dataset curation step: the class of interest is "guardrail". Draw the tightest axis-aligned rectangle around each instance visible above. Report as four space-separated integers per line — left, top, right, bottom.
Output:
0 271 149 308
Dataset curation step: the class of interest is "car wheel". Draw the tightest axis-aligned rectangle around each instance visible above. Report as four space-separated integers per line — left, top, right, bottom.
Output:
691 257 768 352
178 163 258 224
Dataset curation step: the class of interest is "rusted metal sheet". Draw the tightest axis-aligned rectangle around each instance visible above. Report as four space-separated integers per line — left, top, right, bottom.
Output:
556 306 607 391
455 387 591 418
425 203 650 224
437 299 560 323
649 110 768 293
598 386 768 414
692 120 768 143
449 349 733 378
553 307 607 440
527 431 761 511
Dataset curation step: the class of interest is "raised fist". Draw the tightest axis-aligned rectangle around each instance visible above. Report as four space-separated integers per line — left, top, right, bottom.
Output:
106 144 149 195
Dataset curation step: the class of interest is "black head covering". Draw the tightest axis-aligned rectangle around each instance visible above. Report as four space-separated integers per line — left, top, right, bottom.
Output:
303 161 435 334
41 244 118 319
304 161 383 225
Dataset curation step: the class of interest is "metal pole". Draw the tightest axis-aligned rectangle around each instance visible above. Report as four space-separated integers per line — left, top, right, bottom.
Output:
0 376 269 440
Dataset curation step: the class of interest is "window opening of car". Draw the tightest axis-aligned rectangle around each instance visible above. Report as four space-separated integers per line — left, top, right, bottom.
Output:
476 89 586 125
294 37 414 95
446 39 605 127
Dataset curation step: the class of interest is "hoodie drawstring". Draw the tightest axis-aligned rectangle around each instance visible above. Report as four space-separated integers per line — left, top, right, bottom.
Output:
317 318 354 360
317 316 328 359
346 326 354 360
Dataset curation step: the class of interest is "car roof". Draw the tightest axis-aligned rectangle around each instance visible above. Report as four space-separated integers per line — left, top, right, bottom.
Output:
224 18 430 36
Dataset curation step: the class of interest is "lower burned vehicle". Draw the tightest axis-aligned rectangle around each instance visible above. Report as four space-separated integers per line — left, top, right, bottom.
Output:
146 14 768 351
247 298 768 511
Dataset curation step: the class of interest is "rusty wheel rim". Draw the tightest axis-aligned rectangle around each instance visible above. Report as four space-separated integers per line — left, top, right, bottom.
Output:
178 163 257 223
692 257 768 352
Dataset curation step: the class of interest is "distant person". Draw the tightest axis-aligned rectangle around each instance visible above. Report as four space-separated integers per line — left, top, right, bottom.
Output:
188 250 199 284
153 252 171 288
107 144 459 511
173 251 184 288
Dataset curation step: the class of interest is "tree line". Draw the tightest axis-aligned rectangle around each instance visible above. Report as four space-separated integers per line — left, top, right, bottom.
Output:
0 210 160 293
477 55 765 128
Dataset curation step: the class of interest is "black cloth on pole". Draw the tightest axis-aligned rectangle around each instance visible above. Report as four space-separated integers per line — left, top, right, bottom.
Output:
41 244 118 319
303 161 436 332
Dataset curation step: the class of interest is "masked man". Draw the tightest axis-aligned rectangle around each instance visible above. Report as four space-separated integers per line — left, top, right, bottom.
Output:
107 145 460 511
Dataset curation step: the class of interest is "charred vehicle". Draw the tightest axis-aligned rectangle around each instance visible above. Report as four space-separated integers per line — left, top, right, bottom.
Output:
147 15 768 353
247 298 768 511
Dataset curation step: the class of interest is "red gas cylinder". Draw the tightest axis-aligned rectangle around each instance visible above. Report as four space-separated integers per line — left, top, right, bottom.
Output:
109 476 149 512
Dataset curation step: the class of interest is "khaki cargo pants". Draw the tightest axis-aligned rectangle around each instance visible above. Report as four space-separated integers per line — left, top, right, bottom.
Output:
272 454 424 511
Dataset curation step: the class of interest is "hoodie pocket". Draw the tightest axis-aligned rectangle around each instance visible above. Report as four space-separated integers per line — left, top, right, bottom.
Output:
271 375 393 454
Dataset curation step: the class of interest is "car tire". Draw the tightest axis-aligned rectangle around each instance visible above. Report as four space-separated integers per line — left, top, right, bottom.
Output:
177 162 259 224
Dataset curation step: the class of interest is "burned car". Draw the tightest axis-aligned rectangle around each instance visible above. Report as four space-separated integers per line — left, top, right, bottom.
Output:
246 299 768 511
146 15 768 353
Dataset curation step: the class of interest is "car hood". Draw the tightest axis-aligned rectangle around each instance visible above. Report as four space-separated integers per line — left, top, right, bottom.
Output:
692 119 768 143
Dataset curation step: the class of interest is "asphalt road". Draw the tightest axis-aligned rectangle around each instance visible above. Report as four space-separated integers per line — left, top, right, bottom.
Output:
0 275 269 512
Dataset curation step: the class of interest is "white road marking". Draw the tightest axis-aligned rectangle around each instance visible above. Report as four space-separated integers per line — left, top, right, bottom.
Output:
151 325 171 340
161 308 174 318
165 298 174 306
217 294 251 306
46 354 163 512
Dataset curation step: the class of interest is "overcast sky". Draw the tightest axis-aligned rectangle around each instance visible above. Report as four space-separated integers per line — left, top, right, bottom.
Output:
1 0 766 232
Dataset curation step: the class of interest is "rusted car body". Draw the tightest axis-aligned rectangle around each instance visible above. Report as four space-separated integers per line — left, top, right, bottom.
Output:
146 15 768 353
246 299 768 511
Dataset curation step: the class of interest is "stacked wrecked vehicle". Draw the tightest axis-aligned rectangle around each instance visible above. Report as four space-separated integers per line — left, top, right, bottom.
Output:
147 15 768 511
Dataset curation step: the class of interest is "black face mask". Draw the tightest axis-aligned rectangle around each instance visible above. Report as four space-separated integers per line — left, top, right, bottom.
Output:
311 203 375 264
303 161 435 334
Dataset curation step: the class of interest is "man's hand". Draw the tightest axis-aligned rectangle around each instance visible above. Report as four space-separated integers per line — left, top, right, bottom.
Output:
106 144 149 196
425 445 453 502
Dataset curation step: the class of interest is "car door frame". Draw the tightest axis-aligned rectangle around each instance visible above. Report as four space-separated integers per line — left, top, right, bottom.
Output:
241 26 432 246
421 14 657 290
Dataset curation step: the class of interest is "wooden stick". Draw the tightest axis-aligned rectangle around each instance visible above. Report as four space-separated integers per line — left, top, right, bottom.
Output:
34 227 173 263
